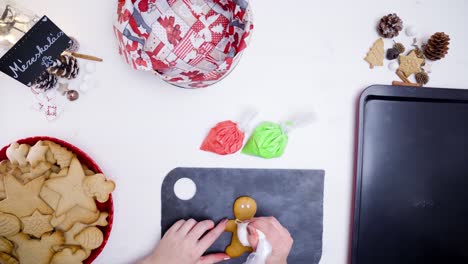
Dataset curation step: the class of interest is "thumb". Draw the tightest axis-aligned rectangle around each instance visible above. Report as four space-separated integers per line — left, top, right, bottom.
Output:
198 253 230 264
247 225 259 250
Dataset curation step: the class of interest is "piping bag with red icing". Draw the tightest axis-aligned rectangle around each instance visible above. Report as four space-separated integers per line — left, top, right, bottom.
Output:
200 110 258 155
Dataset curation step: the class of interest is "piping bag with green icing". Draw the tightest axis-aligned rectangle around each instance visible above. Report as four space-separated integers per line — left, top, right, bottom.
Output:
242 113 314 159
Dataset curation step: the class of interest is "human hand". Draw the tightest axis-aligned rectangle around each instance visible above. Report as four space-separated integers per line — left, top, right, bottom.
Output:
141 219 230 264
247 217 293 264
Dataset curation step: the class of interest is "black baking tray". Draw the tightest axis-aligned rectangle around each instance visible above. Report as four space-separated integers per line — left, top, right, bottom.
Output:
352 85 468 264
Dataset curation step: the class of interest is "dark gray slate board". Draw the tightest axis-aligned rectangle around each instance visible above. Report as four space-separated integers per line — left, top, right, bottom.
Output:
161 168 324 264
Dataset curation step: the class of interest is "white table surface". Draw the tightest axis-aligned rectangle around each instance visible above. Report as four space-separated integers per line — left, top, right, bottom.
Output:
1 0 468 263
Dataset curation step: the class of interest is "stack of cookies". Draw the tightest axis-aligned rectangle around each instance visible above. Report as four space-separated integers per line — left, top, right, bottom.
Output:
0 140 115 264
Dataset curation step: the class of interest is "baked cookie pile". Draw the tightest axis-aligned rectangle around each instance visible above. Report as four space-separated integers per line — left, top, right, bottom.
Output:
0 140 115 264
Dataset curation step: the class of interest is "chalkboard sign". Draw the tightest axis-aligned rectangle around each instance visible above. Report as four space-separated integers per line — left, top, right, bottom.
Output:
0 16 71 86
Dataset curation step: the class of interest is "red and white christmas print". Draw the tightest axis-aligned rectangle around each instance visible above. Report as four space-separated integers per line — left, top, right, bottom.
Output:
114 0 253 88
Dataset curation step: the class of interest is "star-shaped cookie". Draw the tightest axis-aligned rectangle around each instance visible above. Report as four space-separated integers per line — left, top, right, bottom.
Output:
21 210 53 238
45 158 97 216
398 52 424 77
0 175 53 217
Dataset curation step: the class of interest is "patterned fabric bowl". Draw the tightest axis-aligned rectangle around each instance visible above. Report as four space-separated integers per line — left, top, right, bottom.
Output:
114 0 253 88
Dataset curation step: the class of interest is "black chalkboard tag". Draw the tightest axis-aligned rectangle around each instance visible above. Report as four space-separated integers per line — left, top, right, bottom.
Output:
0 16 71 86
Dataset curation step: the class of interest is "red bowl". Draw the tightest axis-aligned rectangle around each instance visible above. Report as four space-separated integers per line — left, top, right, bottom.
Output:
0 136 114 264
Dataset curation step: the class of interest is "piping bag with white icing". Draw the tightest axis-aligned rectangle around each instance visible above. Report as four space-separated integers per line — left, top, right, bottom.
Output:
237 221 272 264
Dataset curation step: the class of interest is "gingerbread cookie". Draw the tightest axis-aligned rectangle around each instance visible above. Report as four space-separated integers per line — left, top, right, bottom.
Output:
75 226 104 250
0 139 115 263
0 252 18 264
225 196 257 258
51 247 87 264
26 141 49 168
64 212 108 246
21 210 54 238
43 141 73 169
45 157 97 216
49 168 68 179
364 38 384 69
54 206 100 231
40 186 61 211
0 175 53 217
0 213 21 237
398 51 424 77
6 143 29 167
9 232 64 264
82 174 115 203
0 237 14 254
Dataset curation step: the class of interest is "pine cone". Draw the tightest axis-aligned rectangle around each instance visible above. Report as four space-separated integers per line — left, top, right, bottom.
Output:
67 36 80 53
48 55 80 79
415 72 429 85
377 13 403 38
386 48 399 60
424 32 450 61
393 42 405 54
33 71 58 91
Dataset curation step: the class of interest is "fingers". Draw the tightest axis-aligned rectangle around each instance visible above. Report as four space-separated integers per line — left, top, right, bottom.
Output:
197 253 230 264
166 219 186 236
250 218 277 235
198 219 228 252
247 225 259 250
178 218 198 235
187 220 215 240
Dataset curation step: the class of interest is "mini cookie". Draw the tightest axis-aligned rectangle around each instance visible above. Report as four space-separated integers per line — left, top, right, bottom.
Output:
26 141 49 168
398 52 424 77
75 226 103 250
45 149 57 164
82 174 115 203
364 38 384 69
64 212 108 246
20 162 53 183
7 167 23 179
0 160 12 174
50 165 61 174
51 247 87 264
9 232 64 264
49 168 68 179
81 165 95 176
45 157 97 216
225 196 257 258
54 206 100 231
43 141 73 169
0 252 18 264
0 213 21 237
21 210 54 238
0 237 14 254
6 143 30 167
0 175 53 217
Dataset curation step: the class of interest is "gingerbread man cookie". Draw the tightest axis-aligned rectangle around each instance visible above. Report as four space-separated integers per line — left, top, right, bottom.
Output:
224 196 257 258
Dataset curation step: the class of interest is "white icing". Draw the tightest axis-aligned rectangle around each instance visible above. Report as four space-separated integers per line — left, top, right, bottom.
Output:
236 221 272 264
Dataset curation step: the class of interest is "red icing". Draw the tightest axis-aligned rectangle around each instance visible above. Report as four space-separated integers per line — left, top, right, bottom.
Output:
201 120 245 155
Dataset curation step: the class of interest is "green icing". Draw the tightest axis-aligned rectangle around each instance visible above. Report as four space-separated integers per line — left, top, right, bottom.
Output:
242 121 289 159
